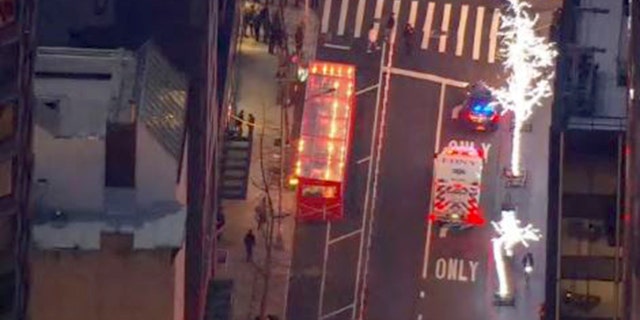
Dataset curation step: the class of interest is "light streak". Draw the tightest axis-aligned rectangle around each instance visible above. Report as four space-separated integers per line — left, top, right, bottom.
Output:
492 0 557 176
491 210 541 298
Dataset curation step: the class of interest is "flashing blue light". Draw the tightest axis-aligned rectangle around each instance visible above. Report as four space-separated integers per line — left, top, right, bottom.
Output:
471 101 494 116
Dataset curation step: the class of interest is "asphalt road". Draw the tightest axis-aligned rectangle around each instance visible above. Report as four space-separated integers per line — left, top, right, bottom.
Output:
286 0 535 319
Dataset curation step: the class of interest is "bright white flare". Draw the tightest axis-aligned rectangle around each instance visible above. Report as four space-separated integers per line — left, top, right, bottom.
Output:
492 210 541 298
492 0 557 176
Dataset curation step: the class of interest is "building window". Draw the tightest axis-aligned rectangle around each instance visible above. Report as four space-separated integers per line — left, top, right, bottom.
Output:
0 159 12 197
0 102 15 143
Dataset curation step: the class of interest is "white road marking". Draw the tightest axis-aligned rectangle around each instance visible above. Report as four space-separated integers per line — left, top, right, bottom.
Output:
353 43 388 319
455 5 470 56
324 43 351 50
354 0 367 38
337 0 349 36
488 8 501 63
328 229 362 244
356 84 379 96
438 226 449 238
374 0 384 19
472 6 485 60
438 4 452 53
357 156 371 164
383 67 469 88
318 222 332 318
321 0 332 33
421 2 436 49
408 1 419 27
321 303 354 319
391 0 401 44
422 84 447 279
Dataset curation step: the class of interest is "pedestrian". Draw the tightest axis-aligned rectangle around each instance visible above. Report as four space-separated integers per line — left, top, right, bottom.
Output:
236 110 245 137
243 5 256 38
244 229 256 262
269 12 281 54
248 113 256 138
522 252 534 269
254 196 267 230
216 209 226 241
253 11 263 42
538 303 545 320
403 23 415 54
259 6 270 42
384 13 395 42
294 23 304 55
367 24 379 53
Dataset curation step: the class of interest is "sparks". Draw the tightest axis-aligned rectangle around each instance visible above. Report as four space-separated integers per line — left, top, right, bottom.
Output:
492 210 542 298
492 0 557 176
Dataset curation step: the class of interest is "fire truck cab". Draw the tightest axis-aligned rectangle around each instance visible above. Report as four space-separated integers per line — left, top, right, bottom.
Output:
429 143 485 228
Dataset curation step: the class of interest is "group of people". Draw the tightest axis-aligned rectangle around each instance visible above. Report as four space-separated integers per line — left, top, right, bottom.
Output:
233 110 256 138
366 13 416 55
243 2 287 54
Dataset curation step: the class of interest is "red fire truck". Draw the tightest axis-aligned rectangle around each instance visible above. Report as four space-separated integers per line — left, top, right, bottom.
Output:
292 61 356 221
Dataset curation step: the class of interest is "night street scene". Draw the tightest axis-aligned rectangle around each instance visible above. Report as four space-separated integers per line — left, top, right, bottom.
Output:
2 0 640 320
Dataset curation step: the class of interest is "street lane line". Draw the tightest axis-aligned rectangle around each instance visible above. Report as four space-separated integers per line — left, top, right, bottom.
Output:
356 84 379 96
472 6 485 60
374 0 384 19
324 43 351 50
337 0 349 36
488 8 501 63
383 67 469 88
422 84 447 279
329 229 362 244
353 43 387 319
408 1 419 27
421 2 436 49
391 0 401 44
356 156 371 164
438 3 452 53
354 0 367 38
321 303 354 319
318 222 332 318
321 0 332 33
455 5 469 56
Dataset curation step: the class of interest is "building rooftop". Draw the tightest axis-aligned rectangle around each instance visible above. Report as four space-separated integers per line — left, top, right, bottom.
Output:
32 43 188 250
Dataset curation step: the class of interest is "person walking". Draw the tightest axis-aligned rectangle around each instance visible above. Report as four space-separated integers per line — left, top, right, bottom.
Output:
236 110 245 137
385 13 395 42
253 10 263 42
269 12 281 54
294 22 304 55
367 24 379 53
403 23 415 55
248 113 256 138
259 6 271 42
243 229 256 262
243 5 256 38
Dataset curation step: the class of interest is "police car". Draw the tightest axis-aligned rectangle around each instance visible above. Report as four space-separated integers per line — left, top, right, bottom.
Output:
456 82 500 132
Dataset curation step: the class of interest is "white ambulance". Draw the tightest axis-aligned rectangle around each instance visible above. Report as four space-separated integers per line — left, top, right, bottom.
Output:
429 142 485 228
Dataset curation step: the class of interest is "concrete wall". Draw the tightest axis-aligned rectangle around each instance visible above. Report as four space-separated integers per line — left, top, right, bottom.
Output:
136 124 179 209
33 125 105 213
29 247 176 320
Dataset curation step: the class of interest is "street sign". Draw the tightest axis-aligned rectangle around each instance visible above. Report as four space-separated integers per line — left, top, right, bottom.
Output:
433 257 480 282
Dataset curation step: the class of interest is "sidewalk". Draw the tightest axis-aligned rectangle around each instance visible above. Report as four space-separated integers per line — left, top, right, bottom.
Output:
214 3 319 320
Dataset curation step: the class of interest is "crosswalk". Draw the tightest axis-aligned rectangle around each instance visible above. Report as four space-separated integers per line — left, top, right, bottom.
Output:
320 0 503 63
